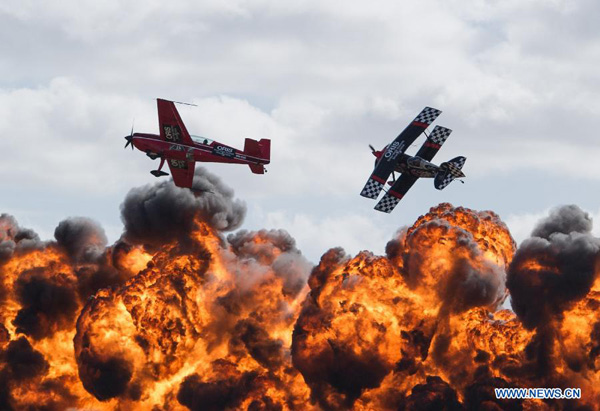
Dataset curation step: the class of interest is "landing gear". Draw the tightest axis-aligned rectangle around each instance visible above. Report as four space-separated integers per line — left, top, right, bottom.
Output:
150 157 169 177
387 172 396 186
146 151 160 160
151 170 169 177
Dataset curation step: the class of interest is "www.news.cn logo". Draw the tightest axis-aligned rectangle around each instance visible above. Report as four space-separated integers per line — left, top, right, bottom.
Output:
495 387 581 400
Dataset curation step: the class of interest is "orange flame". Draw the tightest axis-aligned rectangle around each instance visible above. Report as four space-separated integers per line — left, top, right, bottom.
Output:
1 203 598 409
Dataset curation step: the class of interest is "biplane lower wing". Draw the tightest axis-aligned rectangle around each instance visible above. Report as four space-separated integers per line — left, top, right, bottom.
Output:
374 173 419 213
360 106 441 199
360 175 386 199
167 159 196 188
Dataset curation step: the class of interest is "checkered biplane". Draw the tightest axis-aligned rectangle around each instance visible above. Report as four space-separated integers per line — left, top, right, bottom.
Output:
359 107 466 213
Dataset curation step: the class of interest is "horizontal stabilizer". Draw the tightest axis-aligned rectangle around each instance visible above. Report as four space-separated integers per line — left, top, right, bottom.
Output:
249 164 265 174
435 156 466 190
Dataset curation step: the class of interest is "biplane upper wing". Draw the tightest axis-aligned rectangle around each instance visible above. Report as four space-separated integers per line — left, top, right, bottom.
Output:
157 99 195 146
373 173 419 213
414 125 452 162
360 107 441 199
167 158 196 188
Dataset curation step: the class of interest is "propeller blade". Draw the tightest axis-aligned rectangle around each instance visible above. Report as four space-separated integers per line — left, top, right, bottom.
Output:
369 144 376 153
124 135 133 149
124 119 135 150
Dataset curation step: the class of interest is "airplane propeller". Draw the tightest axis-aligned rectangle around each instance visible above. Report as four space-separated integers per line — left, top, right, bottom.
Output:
369 144 376 153
124 122 134 150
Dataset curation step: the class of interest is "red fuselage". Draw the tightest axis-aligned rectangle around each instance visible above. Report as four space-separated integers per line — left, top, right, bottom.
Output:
131 133 269 166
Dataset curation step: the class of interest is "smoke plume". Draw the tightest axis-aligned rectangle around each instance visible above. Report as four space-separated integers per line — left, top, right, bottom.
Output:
0 170 599 409
120 166 246 249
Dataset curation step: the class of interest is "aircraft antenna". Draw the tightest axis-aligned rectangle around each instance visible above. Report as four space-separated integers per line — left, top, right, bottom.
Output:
410 129 429 147
172 100 198 107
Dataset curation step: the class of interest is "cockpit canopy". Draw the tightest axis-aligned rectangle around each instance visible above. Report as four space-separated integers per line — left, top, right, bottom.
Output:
407 156 427 169
191 135 214 145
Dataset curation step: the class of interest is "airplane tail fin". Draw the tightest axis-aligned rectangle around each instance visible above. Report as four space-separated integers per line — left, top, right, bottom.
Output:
434 156 466 190
245 138 270 174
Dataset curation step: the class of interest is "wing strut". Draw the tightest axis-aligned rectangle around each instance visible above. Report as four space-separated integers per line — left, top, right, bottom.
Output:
151 157 169 177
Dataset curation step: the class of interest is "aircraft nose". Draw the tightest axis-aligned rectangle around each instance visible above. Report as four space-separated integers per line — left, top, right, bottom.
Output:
124 135 134 149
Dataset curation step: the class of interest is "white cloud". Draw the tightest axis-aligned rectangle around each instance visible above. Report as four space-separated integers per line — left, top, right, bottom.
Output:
0 78 154 193
504 209 549 245
264 210 395 262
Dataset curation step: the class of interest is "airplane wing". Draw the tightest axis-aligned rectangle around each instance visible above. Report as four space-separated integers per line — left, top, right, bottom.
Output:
414 125 452 162
157 99 195 146
167 159 195 188
373 173 419 213
360 107 441 199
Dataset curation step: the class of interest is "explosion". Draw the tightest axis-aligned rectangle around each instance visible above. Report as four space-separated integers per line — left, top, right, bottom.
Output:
0 169 599 410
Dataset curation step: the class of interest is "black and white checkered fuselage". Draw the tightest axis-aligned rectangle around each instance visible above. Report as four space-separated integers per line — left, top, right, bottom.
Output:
394 154 439 178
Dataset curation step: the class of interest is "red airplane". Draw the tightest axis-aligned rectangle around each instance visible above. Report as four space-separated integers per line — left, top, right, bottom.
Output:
124 99 271 188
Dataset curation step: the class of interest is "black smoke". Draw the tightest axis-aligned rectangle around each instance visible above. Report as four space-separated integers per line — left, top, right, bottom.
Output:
54 217 107 262
464 375 523 410
3 164 599 411
120 167 246 248
0 214 40 264
505 205 600 403
531 204 593 239
398 376 463 411
508 205 600 329
1 168 255 409
228 229 298 260
177 369 260 411
77 354 133 401
13 268 80 340
4 337 49 380
230 318 284 369
227 229 311 296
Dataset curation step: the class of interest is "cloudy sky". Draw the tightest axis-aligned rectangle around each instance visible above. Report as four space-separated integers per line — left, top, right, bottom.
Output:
2 0 600 262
